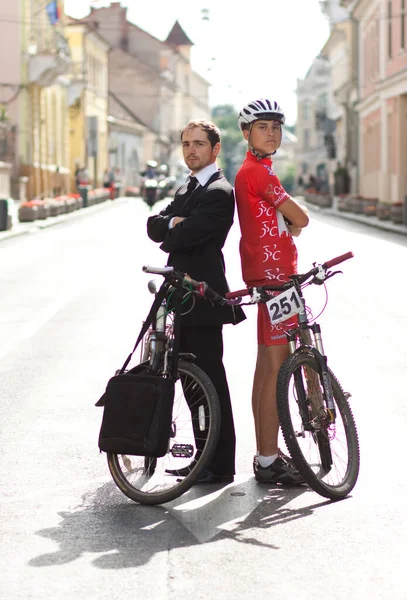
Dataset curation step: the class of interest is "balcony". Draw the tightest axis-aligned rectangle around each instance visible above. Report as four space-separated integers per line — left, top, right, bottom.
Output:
315 109 328 131
27 31 71 87
67 62 88 107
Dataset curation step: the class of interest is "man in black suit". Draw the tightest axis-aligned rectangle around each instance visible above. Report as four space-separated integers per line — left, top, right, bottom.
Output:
147 119 245 484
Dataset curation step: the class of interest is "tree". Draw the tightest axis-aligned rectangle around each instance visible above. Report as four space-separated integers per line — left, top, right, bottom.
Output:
211 105 245 183
280 164 296 194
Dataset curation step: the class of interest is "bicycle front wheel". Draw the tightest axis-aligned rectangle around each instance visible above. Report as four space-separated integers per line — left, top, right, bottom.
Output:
277 351 360 501
107 360 221 505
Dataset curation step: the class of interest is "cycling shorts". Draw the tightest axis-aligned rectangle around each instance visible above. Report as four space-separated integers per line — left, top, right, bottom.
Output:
257 302 298 346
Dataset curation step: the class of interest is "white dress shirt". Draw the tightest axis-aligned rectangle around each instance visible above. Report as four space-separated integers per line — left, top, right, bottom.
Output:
169 162 219 229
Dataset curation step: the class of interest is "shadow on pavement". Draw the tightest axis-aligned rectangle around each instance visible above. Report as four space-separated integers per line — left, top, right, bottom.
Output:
28 477 331 569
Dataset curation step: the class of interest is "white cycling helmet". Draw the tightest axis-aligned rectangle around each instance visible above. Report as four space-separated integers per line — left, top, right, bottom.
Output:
238 98 286 131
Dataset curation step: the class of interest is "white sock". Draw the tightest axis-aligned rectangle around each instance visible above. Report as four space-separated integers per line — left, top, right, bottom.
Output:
257 453 278 468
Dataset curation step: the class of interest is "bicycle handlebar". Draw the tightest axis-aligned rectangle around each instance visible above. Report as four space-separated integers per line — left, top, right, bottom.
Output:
225 251 354 300
322 251 354 269
143 265 175 275
225 288 251 300
143 251 354 306
142 265 228 306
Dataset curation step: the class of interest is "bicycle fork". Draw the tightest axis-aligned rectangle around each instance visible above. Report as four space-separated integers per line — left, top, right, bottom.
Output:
289 323 337 428
289 325 335 473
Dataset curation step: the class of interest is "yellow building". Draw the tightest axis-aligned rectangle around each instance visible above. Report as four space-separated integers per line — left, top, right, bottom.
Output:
65 20 110 190
18 0 72 199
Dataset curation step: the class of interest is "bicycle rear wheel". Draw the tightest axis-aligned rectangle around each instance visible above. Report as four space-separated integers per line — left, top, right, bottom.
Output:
277 350 360 500
107 360 221 505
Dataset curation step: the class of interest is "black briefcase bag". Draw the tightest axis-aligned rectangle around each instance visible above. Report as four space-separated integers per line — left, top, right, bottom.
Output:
98 371 175 457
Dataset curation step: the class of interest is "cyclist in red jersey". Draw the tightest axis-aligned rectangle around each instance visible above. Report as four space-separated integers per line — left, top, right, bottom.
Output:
235 98 309 485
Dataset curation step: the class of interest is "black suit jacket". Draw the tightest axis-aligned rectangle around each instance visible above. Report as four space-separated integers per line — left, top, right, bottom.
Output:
147 169 245 327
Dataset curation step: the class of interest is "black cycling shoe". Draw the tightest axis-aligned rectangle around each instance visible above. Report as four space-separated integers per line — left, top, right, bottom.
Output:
165 459 197 477
254 456 305 486
253 450 296 473
191 469 234 485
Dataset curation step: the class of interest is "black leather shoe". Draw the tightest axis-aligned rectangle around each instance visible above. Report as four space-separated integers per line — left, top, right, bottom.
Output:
193 469 234 485
165 459 198 477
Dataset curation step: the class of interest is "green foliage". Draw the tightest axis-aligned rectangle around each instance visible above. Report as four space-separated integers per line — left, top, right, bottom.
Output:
280 164 296 194
285 124 296 136
211 105 245 183
0 105 8 122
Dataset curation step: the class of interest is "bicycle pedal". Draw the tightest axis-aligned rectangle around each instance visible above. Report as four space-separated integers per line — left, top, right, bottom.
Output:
170 443 194 458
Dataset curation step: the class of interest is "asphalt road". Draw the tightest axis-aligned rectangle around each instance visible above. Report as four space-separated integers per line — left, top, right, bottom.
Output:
1 197 406 599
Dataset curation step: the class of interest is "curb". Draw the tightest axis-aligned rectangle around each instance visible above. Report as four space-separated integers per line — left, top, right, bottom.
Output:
2 194 406 243
302 200 407 236
0 196 131 243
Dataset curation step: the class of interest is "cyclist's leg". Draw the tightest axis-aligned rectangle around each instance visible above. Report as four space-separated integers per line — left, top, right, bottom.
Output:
251 306 304 484
251 345 267 452
179 325 235 476
253 344 307 485
253 305 289 457
255 344 289 457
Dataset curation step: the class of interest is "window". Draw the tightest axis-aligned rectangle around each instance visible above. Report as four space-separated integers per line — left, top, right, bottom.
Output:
304 129 310 149
402 0 406 50
303 101 309 120
388 1 392 59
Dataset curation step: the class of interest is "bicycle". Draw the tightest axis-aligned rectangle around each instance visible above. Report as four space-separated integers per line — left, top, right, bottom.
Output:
225 251 360 501
106 265 228 506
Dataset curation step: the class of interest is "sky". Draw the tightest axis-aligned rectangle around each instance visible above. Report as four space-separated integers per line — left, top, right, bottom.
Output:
64 0 330 126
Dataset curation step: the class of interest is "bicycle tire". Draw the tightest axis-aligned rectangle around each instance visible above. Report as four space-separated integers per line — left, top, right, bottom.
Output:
107 360 221 505
277 350 360 500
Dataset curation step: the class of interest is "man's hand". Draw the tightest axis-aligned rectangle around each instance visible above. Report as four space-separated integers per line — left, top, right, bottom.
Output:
289 204 308 236
172 217 185 226
288 225 303 237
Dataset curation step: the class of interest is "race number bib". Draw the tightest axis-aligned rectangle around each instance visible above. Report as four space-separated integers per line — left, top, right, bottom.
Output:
266 287 303 325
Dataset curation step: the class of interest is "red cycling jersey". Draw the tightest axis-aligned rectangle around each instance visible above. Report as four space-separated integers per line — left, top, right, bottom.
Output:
234 152 298 287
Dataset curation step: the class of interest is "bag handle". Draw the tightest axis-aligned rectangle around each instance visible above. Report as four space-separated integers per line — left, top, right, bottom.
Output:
119 280 169 373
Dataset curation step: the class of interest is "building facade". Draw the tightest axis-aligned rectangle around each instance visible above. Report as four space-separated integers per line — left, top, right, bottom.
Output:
65 20 110 190
295 55 333 191
347 0 407 205
320 13 359 194
80 2 210 175
0 0 72 200
108 91 145 188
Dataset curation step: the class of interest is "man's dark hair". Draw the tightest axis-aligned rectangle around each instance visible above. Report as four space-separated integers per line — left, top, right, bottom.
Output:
180 119 220 148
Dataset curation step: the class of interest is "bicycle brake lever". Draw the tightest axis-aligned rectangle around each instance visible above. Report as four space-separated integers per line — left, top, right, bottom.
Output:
326 269 343 279
311 268 343 285
318 269 342 284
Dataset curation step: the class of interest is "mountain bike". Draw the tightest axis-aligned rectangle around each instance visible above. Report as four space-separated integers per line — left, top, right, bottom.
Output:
106 265 227 506
226 251 360 501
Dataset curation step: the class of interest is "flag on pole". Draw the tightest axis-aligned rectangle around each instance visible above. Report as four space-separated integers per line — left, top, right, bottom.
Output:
46 1 61 26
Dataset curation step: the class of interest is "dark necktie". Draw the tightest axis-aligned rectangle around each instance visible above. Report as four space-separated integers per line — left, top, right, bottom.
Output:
186 176 198 194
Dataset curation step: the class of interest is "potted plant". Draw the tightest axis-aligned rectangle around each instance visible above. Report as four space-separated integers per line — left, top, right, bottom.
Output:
377 201 391 220
391 201 403 224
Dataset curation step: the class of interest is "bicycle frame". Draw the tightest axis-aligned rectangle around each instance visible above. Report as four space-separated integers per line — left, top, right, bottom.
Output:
285 281 336 426
222 251 358 498
141 280 197 378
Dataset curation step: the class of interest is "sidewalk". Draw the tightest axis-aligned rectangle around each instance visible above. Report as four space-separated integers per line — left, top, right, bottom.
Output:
300 197 407 236
1 194 406 244
0 196 129 243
